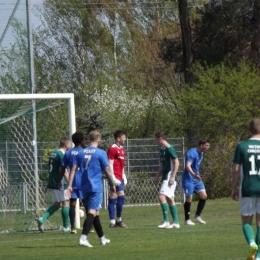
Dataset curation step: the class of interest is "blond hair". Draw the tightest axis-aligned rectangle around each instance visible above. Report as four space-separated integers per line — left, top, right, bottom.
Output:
89 130 102 142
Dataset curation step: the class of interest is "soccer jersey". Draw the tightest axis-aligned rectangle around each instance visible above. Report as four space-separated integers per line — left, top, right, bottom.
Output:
182 148 203 182
159 144 178 181
76 146 109 192
233 138 260 197
107 144 125 180
47 149 65 190
62 147 83 190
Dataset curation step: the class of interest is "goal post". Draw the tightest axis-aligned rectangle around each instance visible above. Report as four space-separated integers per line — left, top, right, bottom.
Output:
0 93 81 232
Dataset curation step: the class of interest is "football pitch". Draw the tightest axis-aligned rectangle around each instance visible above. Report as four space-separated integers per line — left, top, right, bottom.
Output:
0 198 251 260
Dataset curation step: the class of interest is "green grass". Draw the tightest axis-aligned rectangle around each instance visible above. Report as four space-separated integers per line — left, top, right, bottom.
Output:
0 198 252 260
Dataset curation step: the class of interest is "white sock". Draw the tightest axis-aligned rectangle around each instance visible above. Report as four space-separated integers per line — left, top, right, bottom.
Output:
250 242 257 246
100 236 106 242
110 219 115 225
117 217 122 222
80 235 87 241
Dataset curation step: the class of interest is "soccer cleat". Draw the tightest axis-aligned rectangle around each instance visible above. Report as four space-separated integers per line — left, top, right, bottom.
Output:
62 227 71 233
37 218 44 233
79 239 93 248
194 216 206 224
158 221 170 228
90 227 95 233
71 229 77 234
184 219 195 225
116 221 127 228
166 223 180 229
109 223 117 228
246 244 258 260
100 238 111 245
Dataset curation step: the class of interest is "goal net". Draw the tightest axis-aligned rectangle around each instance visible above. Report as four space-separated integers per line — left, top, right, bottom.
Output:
0 94 75 232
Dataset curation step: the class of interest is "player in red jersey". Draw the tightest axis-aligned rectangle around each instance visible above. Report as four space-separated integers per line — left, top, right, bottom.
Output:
107 130 127 228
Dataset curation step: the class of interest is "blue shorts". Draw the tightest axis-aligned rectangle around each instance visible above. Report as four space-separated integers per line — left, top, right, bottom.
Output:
182 180 205 196
71 189 84 200
82 190 103 211
110 181 124 192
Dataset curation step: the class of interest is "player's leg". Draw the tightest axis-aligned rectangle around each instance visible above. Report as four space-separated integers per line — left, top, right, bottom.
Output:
69 198 77 233
115 182 127 228
108 185 118 227
182 181 195 225
240 197 258 260
80 189 94 233
194 182 207 224
255 205 260 260
61 189 70 232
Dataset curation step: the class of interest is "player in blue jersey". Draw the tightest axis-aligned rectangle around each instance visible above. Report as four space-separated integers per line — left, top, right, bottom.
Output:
67 130 118 247
182 140 210 225
59 131 86 234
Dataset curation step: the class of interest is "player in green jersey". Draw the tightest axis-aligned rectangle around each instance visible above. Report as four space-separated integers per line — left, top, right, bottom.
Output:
37 137 71 232
153 131 180 229
232 118 260 260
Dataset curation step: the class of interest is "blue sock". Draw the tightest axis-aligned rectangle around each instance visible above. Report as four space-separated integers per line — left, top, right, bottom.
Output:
116 195 125 219
108 198 117 220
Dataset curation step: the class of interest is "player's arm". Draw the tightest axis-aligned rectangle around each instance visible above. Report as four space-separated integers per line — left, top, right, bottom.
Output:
231 163 240 201
104 165 116 192
108 158 121 186
186 161 201 180
153 163 162 185
67 164 77 197
169 158 180 185
58 166 66 190
122 168 127 186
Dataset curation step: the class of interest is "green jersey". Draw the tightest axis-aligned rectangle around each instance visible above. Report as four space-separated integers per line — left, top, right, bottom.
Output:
159 144 178 181
47 149 66 189
233 138 260 197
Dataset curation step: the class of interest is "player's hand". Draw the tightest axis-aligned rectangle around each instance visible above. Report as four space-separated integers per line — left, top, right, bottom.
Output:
153 178 158 185
168 177 175 186
231 189 239 201
110 185 116 193
123 174 127 186
113 177 121 186
58 181 62 190
67 186 73 198
195 174 202 181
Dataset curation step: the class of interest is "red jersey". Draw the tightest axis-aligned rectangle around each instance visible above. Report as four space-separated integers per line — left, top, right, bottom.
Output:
107 144 125 180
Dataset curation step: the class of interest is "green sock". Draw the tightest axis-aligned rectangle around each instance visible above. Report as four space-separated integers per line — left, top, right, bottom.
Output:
170 205 179 224
42 204 59 223
61 206 69 228
160 203 168 222
243 223 255 245
255 226 260 257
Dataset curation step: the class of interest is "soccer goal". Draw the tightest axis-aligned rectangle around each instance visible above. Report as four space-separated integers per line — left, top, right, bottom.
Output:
0 93 76 232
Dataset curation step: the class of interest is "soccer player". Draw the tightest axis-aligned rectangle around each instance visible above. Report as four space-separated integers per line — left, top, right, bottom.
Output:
67 130 117 247
153 131 180 229
59 131 86 234
107 130 127 228
37 137 71 232
231 118 260 260
182 139 210 225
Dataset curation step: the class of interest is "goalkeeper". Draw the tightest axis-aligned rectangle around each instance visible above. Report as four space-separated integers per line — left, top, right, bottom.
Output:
107 130 127 228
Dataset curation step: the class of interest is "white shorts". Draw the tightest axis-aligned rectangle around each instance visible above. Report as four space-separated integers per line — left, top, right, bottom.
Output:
50 189 69 203
240 197 260 216
159 180 177 199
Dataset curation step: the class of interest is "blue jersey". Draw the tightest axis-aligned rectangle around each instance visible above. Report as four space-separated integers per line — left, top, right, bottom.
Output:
76 146 109 192
62 147 84 190
182 148 204 182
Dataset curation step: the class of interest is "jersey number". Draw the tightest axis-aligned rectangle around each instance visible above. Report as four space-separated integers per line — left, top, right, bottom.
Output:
249 155 260 175
85 155 92 170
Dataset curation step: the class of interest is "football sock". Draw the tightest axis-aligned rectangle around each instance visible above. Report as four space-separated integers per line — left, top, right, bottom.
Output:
80 234 87 241
161 203 169 222
82 213 94 235
184 201 191 221
117 217 122 222
169 205 179 224
42 204 59 223
195 199 206 216
116 195 125 218
255 226 260 257
93 215 104 238
69 205 76 229
108 198 117 220
243 223 255 245
61 206 69 228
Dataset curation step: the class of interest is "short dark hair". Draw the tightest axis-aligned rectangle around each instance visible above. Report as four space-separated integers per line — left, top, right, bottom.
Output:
114 130 125 139
72 131 85 146
155 131 167 140
59 137 70 148
199 139 210 146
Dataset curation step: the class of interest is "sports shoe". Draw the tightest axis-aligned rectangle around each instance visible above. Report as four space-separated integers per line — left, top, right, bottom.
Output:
62 227 71 233
109 223 117 228
90 227 95 233
158 221 170 228
194 216 206 224
100 238 111 245
71 229 77 234
166 223 180 229
37 218 44 232
79 239 93 248
116 221 127 228
184 219 195 225
246 244 258 260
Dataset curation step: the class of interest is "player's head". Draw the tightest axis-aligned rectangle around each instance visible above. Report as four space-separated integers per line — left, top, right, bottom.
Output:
59 137 71 150
72 131 85 147
155 131 167 146
249 118 260 136
198 139 210 153
114 130 126 146
89 130 102 144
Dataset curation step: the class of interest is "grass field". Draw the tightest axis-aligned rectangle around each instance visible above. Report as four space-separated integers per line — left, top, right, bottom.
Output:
0 198 253 260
